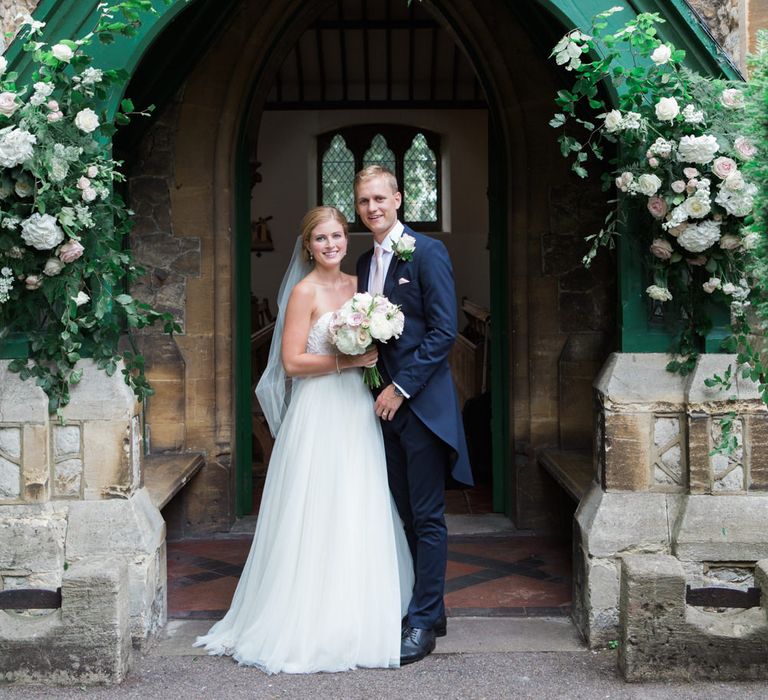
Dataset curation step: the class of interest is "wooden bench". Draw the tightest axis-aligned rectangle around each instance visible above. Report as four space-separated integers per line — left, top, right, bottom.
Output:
537 448 595 502
143 452 205 509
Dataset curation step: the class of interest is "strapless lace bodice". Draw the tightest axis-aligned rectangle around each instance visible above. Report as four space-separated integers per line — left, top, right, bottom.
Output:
306 311 334 355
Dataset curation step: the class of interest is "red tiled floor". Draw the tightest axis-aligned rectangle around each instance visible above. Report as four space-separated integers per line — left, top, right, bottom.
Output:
167 533 571 620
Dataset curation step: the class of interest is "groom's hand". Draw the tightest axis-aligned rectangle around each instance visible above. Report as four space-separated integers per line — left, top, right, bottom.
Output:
375 384 404 421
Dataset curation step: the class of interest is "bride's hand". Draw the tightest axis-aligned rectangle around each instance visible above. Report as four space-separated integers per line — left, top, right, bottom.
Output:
351 348 378 369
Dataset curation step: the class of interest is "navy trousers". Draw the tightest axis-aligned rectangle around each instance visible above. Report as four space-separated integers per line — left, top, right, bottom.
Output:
381 402 449 629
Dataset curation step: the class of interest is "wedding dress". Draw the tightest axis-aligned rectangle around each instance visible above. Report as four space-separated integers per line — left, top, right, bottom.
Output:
195 311 414 674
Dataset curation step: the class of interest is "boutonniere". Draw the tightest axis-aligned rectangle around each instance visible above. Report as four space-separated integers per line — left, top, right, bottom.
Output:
392 233 416 262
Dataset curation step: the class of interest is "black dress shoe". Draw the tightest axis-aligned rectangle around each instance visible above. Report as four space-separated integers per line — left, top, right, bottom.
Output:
401 614 447 638
400 626 436 665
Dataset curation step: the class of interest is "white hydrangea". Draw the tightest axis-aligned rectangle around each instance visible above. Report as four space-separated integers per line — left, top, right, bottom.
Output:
20 213 65 250
715 184 756 217
676 220 722 253
646 285 673 302
682 104 705 124
622 111 642 130
647 137 674 158
0 126 36 168
0 267 13 304
74 204 94 228
677 134 719 164
742 231 760 250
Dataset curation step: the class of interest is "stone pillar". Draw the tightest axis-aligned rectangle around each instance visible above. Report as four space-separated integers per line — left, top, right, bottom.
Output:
575 353 768 649
0 360 166 655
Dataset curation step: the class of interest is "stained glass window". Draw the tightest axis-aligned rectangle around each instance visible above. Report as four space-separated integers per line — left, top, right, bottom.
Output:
403 134 437 222
363 134 396 172
321 134 355 221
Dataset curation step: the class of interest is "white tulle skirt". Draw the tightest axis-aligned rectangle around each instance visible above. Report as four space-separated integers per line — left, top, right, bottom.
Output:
194 369 413 674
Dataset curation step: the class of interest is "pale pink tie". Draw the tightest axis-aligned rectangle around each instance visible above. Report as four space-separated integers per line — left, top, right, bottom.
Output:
370 246 384 295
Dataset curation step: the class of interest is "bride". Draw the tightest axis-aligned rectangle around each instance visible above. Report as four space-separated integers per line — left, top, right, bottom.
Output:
194 206 414 674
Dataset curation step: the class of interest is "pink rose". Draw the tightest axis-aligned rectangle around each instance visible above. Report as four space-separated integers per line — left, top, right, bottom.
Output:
712 156 737 180
25 274 42 290
719 234 741 250
47 111 63 122
0 91 18 117
46 100 59 111
346 311 365 327
671 180 686 194
668 223 688 238
683 167 699 179
687 255 707 266
648 157 659 168
58 239 84 263
647 196 668 219
686 179 699 194
77 176 90 190
649 238 673 260
734 136 756 160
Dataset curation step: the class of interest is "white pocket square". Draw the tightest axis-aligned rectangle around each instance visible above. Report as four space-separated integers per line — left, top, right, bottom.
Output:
398 277 410 285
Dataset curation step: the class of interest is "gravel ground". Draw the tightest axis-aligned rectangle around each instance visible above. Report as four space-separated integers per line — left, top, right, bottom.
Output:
2 650 768 700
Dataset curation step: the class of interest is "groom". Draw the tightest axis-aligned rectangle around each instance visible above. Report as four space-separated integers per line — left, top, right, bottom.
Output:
355 165 473 665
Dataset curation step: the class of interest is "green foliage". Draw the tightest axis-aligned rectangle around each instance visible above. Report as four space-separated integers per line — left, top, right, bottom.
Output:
549 8 765 455
0 2 179 414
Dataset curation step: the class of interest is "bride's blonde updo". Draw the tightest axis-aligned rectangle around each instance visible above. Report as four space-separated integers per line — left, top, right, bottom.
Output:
300 206 349 262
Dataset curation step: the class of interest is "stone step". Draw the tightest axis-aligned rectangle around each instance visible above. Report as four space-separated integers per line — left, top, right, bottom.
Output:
144 453 205 509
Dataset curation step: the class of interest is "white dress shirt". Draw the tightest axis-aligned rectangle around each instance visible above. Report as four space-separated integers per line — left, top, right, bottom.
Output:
367 221 410 398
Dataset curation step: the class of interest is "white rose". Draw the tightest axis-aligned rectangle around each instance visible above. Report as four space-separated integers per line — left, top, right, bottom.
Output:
33 81 54 98
685 193 711 219
603 110 623 133
722 282 737 295
718 234 741 250
20 213 65 250
43 257 65 276
723 171 745 191
73 291 90 306
742 231 760 251
702 278 721 294
74 108 99 133
0 126 36 168
14 178 34 198
655 96 679 122
720 88 745 109
677 220 721 253
646 285 673 302
51 43 74 62
77 176 90 190
86 165 98 178
677 135 719 164
649 238 673 259
82 187 97 202
0 92 18 117
651 44 672 65
636 173 662 196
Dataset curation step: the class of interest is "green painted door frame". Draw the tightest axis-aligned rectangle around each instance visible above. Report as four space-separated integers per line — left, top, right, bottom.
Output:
10 0 738 518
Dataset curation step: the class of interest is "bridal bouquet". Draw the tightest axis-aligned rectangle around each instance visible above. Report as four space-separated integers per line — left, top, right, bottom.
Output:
329 292 405 388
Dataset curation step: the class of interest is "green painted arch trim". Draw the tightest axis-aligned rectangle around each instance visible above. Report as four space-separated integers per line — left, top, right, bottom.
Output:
6 0 199 117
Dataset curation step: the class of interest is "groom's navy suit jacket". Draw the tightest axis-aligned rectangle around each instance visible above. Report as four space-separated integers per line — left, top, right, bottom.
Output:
357 227 473 487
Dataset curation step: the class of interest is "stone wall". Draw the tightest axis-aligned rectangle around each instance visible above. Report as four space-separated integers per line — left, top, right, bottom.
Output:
689 0 742 66
0 0 39 47
574 353 768 649
0 361 166 650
